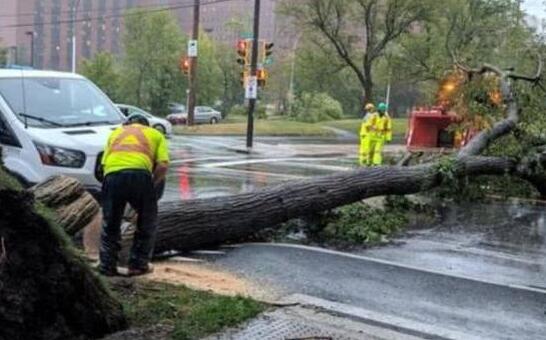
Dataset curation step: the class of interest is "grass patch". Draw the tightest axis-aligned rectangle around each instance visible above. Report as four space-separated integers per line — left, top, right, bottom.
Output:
174 119 335 137
321 118 408 138
116 281 264 340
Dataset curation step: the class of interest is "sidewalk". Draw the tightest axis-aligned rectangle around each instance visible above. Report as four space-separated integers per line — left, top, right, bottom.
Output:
205 298 426 340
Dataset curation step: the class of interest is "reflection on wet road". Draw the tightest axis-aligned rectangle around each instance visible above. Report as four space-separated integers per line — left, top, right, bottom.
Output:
163 136 356 201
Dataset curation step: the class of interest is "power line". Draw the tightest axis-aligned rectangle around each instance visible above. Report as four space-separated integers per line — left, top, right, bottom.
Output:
0 0 234 29
0 0 193 19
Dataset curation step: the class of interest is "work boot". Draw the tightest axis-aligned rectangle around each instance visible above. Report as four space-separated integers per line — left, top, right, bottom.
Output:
97 263 119 277
128 263 154 277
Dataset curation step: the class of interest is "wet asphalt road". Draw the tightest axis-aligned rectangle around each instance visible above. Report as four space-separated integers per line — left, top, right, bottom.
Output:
163 135 546 339
208 243 546 340
162 135 357 201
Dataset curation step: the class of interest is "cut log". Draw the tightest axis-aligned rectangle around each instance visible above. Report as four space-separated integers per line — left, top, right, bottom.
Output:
0 172 127 340
31 176 100 235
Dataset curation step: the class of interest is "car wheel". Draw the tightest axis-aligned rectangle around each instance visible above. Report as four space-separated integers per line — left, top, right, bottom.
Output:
210 117 218 124
153 124 167 135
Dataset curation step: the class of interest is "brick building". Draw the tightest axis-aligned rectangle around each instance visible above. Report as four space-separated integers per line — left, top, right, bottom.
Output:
0 0 295 71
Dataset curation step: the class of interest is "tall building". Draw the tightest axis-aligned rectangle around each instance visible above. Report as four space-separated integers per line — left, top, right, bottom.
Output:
0 0 293 71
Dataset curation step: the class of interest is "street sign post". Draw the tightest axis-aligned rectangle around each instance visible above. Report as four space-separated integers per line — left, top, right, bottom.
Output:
188 39 198 57
245 76 258 99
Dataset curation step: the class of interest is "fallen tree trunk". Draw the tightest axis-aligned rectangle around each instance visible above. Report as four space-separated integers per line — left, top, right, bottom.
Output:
31 176 100 236
149 156 518 254
0 171 127 339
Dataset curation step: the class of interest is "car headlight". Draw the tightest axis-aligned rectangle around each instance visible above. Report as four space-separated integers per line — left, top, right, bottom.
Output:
34 142 86 168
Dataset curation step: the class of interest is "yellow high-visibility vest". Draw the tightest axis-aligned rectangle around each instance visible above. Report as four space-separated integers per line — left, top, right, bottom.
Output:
102 124 170 176
363 112 392 141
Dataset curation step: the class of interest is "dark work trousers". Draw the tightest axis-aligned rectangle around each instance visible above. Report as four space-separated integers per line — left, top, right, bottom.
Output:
99 169 158 271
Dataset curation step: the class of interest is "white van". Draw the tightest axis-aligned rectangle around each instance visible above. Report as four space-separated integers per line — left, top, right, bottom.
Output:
0 69 125 196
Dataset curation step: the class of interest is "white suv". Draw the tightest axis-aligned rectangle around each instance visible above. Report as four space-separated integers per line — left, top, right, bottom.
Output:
0 69 125 196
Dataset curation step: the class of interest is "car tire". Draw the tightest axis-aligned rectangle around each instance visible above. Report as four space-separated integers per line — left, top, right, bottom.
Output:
210 117 218 124
153 124 167 135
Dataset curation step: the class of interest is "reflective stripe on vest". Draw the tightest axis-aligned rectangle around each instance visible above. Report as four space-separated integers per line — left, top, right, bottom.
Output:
110 126 155 162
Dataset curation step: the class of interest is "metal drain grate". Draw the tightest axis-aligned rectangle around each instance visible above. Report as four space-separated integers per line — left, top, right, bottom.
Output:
212 315 362 340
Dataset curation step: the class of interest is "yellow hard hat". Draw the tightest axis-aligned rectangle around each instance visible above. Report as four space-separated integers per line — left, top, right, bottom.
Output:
365 103 375 111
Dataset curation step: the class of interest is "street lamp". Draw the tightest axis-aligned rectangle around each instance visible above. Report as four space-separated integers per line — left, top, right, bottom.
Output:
25 31 34 67
71 0 81 73
287 33 302 113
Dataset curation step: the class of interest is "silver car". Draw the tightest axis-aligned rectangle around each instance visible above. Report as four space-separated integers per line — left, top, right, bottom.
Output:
168 106 222 125
116 104 173 136
194 106 222 124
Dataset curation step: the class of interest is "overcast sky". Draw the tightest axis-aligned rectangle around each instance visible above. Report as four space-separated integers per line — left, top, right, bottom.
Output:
523 0 545 20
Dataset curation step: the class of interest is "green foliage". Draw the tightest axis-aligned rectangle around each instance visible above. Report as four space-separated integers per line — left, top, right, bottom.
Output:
215 42 244 114
290 92 343 123
293 42 363 116
321 202 408 244
435 157 458 183
80 52 121 102
119 281 264 340
229 104 247 116
195 34 223 106
255 104 267 120
120 9 186 115
281 0 432 103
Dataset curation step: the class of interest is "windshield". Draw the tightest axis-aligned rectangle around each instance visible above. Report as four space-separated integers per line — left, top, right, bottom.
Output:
0 77 123 128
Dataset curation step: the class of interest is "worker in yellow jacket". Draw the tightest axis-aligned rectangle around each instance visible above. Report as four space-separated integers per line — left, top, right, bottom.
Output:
361 102 392 166
99 113 170 277
359 103 376 166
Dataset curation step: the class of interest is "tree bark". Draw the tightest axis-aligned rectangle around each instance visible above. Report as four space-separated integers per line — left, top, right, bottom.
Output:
0 177 127 340
30 176 100 236
145 155 521 254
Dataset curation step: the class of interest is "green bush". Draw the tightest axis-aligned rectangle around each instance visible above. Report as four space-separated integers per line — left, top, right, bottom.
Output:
228 104 247 116
255 104 267 120
321 202 407 244
228 103 267 119
290 92 343 123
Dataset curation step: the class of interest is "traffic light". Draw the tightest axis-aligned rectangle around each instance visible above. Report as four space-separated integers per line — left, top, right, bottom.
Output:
257 68 267 88
261 41 274 65
180 56 190 75
240 70 249 87
237 39 250 66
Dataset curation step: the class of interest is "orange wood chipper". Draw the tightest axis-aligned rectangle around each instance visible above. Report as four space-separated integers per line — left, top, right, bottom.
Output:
405 106 479 151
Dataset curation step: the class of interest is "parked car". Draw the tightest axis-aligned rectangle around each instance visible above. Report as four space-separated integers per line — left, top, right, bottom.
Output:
168 102 186 114
115 104 173 136
166 106 222 125
0 69 125 195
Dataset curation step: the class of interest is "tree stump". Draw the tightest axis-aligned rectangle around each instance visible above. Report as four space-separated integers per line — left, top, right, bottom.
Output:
0 172 127 340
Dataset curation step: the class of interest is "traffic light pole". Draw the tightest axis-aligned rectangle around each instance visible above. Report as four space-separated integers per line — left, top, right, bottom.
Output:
187 0 200 126
246 0 261 149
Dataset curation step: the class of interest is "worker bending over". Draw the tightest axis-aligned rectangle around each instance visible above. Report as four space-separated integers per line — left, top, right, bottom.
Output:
360 102 392 166
99 113 169 276
359 103 376 166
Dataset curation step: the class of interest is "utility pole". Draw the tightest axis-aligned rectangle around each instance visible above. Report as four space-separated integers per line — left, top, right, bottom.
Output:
25 31 34 68
246 0 261 149
385 70 391 110
71 0 81 73
187 0 200 126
